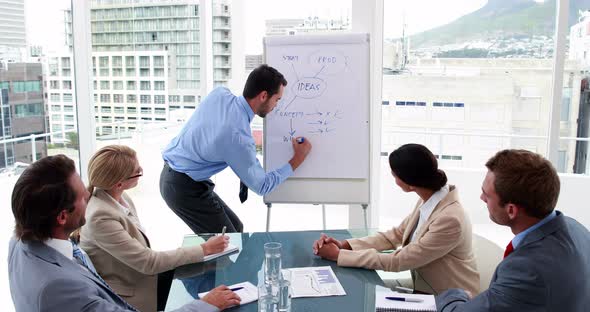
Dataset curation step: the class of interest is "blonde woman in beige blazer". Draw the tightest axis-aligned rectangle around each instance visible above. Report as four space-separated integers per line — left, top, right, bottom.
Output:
313 144 480 296
80 145 240 312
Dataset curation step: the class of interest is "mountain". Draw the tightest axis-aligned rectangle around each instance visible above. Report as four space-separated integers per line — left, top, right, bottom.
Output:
409 0 590 49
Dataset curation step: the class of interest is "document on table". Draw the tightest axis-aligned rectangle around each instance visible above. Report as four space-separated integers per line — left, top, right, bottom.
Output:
198 282 258 306
203 243 239 261
285 266 346 298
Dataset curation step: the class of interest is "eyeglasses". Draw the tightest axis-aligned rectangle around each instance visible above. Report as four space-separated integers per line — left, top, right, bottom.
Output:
126 168 143 180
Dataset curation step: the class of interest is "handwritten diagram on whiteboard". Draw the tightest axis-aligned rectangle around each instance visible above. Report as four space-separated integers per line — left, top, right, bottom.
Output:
264 34 369 179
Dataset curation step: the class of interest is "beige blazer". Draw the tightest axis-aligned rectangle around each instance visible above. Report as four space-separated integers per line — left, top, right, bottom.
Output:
338 185 480 295
80 189 203 312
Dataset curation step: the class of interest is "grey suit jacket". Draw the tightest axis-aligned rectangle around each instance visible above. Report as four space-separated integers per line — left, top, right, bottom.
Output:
8 237 217 312
436 211 590 312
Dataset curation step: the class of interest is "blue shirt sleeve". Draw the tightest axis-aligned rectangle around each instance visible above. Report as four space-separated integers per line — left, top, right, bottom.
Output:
223 127 293 195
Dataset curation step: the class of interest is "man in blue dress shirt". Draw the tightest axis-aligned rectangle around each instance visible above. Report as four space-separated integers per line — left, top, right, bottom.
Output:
160 65 312 233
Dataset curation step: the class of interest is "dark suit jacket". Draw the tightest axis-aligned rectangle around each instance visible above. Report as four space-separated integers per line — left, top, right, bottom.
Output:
8 237 214 312
436 211 590 312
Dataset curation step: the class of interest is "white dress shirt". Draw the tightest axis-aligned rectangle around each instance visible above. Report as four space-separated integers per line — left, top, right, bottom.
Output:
45 238 96 274
410 184 450 242
103 191 145 233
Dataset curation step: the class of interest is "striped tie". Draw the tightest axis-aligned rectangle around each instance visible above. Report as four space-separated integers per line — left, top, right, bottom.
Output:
71 241 138 311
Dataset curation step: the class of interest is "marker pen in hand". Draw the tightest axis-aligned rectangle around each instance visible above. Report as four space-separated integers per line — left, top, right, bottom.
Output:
296 137 305 144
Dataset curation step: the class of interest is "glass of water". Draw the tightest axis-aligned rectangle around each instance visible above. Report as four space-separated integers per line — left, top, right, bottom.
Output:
264 242 282 283
258 281 278 312
278 269 292 312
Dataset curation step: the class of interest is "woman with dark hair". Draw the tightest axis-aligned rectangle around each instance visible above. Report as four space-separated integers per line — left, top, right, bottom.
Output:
312 144 480 295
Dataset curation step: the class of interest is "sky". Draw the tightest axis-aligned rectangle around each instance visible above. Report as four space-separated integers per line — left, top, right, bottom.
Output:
25 0 493 55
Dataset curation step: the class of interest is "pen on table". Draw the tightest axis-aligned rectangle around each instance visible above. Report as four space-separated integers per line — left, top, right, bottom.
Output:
230 287 244 292
386 296 424 303
221 226 226 236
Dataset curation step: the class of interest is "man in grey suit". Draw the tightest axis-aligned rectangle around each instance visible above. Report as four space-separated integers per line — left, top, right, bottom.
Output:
436 149 590 311
9 154 240 312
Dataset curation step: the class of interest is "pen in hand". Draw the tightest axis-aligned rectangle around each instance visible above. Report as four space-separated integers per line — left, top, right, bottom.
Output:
230 287 244 292
386 296 423 303
221 226 226 236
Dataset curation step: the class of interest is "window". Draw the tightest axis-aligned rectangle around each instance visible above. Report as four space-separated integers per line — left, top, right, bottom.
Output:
153 55 164 67
126 56 135 67
50 93 60 101
154 81 165 90
377 0 579 230
12 81 41 93
127 81 136 90
139 56 150 67
100 94 111 103
140 81 151 90
51 105 61 112
14 103 43 118
154 95 166 104
113 94 124 103
127 107 137 114
111 81 123 91
140 95 151 104
100 81 110 90
140 68 150 77
112 56 123 67
63 80 72 90
99 56 109 68
63 93 73 102
141 107 152 114
183 95 195 103
112 68 123 77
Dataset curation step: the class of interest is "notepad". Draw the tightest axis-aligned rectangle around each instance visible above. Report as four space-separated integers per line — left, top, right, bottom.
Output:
203 243 239 262
375 286 436 312
198 282 257 306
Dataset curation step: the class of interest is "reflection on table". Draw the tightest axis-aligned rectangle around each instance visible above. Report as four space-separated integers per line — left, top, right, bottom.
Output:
165 229 387 312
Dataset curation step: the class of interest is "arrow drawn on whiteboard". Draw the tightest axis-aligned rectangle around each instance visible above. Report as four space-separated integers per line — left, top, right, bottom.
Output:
282 96 298 111
307 121 323 125
291 63 300 81
309 129 324 134
306 111 323 116
289 119 296 137
314 65 326 78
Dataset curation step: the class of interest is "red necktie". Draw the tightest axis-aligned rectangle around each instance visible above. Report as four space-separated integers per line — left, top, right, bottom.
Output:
503 240 514 258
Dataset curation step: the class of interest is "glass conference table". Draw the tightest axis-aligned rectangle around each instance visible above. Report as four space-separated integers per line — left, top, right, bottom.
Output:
165 229 387 311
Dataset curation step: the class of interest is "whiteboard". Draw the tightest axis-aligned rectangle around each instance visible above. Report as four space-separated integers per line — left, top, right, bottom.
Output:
263 33 370 204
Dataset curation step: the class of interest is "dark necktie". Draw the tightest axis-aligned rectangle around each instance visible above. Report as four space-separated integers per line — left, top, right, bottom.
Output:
503 240 514 258
239 180 248 203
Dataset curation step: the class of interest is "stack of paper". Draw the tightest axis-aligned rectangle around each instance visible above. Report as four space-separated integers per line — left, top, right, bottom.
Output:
203 243 239 262
375 286 436 312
